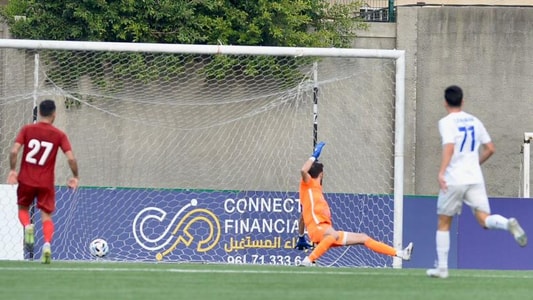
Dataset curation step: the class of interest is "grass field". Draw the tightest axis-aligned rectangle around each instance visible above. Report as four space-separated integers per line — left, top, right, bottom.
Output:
1 260 532 300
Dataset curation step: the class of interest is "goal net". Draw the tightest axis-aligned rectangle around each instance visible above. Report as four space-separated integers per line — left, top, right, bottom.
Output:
0 40 405 268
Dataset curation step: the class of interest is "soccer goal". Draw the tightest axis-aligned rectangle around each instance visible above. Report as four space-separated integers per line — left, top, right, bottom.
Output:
0 39 406 268
521 132 533 198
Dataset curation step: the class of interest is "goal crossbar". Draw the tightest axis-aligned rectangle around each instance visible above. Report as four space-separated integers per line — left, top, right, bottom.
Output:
0 39 405 59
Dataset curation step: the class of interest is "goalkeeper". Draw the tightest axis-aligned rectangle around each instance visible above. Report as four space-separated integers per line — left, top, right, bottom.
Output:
296 141 413 266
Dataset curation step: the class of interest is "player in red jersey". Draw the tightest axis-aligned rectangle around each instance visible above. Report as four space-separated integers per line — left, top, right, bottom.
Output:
7 99 79 264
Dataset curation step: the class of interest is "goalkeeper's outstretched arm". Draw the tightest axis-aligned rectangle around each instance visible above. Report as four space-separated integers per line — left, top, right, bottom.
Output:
300 141 325 183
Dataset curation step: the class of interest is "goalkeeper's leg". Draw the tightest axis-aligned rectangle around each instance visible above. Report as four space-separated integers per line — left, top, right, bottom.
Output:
305 226 339 263
308 235 337 262
343 232 413 260
363 236 397 256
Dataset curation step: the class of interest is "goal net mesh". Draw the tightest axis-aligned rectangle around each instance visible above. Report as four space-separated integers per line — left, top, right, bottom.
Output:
0 45 398 267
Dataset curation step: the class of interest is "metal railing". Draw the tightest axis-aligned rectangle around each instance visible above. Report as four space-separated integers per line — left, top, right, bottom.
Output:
330 0 396 22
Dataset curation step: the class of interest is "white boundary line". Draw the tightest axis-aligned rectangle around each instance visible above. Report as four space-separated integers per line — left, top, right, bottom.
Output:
1 266 533 279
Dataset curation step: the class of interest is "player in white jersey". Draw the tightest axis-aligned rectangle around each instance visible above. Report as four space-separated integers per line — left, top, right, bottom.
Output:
427 85 527 279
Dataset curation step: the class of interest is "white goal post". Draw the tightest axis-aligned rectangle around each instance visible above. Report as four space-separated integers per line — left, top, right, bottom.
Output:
0 39 406 268
523 132 533 198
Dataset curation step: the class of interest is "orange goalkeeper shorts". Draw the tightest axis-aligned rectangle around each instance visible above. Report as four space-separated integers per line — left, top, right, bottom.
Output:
307 223 347 246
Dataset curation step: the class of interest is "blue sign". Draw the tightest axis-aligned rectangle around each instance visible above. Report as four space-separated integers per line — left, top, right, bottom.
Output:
49 187 395 267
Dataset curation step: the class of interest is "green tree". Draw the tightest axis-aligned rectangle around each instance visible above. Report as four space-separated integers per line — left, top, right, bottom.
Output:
1 0 369 102
2 0 367 48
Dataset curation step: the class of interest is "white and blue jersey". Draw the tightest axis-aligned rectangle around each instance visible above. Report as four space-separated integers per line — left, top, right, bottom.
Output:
438 111 491 186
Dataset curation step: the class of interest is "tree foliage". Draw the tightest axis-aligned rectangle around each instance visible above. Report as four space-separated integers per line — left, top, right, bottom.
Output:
1 0 369 102
2 0 367 48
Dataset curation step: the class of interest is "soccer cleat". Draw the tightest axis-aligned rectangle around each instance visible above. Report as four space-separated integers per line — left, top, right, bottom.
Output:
24 224 35 249
401 242 414 261
508 218 527 247
299 256 316 267
41 243 51 264
426 268 449 279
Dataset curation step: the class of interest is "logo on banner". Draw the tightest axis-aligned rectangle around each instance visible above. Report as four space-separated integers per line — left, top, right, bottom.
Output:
132 199 221 261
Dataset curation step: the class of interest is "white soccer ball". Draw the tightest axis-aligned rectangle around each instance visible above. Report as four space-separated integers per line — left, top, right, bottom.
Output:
89 238 109 257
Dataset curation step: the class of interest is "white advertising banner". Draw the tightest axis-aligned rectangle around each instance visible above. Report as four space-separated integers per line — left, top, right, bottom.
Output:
0 184 23 260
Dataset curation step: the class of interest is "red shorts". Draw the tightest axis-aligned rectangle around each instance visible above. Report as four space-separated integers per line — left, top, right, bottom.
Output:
17 182 56 214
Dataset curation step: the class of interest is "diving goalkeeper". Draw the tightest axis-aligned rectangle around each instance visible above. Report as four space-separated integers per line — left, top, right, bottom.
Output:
296 141 413 266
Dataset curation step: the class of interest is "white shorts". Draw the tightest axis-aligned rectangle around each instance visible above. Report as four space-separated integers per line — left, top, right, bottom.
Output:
437 183 491 216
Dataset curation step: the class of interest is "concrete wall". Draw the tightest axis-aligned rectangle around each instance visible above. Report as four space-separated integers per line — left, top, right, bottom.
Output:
356 6 533 197
397 1 533 5
1 6 532 197
402 6 533 197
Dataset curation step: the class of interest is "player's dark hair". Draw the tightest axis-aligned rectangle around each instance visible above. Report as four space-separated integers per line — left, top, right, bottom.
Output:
444 85 463 107
39 99 56 117
308 161 323 178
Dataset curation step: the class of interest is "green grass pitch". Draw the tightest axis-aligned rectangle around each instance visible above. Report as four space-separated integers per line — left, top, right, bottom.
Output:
1 260 532 300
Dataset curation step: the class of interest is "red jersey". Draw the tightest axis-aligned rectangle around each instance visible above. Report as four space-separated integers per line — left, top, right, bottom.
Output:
15 122 72 188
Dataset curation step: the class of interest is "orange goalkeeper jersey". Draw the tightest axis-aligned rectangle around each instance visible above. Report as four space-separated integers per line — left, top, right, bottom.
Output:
299 178 332 226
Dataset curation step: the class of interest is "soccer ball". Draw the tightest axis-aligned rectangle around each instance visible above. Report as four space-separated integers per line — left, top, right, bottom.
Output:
89 238 109 257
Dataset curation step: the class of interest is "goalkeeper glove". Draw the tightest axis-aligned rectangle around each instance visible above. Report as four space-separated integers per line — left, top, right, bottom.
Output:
295 235 313 250
312 141 326 160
